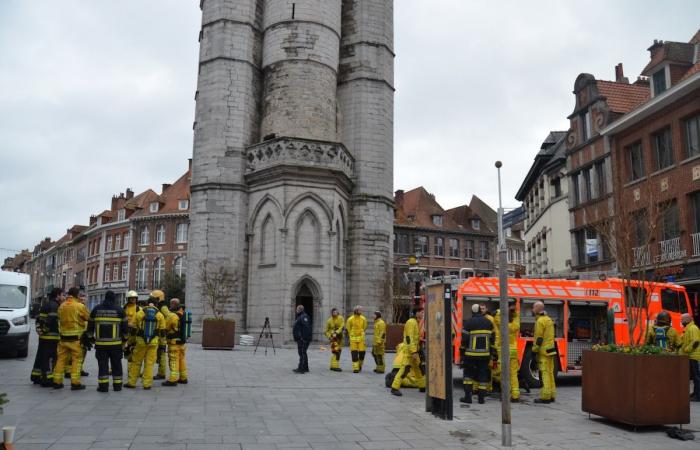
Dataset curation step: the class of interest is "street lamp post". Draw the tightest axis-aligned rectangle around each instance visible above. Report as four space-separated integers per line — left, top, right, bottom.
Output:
496 161 512 447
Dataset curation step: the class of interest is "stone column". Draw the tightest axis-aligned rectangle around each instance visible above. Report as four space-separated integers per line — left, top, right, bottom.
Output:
260 0 342 141
186 0 264 339
338 0 395 316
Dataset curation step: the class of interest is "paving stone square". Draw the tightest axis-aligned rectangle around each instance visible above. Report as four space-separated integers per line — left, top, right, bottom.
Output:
1 331 699 449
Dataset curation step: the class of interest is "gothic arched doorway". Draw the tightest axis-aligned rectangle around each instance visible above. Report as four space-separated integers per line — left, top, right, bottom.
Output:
295 283 314 325
291 276 322 338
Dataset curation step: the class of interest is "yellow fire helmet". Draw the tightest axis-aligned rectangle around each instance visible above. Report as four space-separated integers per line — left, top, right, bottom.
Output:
126 290 139 299
150 289 165 301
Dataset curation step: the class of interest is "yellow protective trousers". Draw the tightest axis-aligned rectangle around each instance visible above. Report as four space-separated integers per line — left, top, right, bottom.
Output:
157 344 167 377
128 338 158 388
350 337 366 372
64 345 86 375
167 344 188 382
508 356 520 400
391 352 425 390
53 340 83 385
372 343 385 373
329 339 342 369
538 354 556 400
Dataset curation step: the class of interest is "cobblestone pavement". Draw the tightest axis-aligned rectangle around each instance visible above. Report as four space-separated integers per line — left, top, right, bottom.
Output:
1 330 699 449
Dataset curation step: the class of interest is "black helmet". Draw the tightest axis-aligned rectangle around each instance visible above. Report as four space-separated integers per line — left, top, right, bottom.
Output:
656 311 671 326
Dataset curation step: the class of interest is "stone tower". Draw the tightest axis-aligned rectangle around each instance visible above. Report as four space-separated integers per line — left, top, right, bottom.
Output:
186 0 394 341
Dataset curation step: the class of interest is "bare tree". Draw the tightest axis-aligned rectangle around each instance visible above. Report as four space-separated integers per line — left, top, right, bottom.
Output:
198 260 239 320
588 171 671 346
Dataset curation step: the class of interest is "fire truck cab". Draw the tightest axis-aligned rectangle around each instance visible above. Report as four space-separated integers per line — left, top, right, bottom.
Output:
453 277 691 387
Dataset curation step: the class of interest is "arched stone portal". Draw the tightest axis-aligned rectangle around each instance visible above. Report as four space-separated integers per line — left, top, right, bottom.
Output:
291 276 322 338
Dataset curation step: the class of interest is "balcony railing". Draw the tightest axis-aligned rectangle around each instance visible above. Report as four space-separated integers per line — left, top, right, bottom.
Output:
633 245 651 267
693 232 700 257
658 237 685 263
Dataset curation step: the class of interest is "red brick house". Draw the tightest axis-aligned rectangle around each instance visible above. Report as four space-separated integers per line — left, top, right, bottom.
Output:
129 165 191 297
602 31 700 305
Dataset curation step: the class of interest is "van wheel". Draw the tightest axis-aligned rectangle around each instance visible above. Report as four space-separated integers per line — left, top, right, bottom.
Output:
17 345 28 358
521 348 542 389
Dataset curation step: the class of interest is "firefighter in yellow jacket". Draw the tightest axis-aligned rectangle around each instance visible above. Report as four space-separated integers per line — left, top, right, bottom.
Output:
372 311 386 373
162 298 188 386
52 287 90 390
679 313 700 401
151 290 170 380
125 299 165 389
123 290 140 377
532 301 556 403
325 308 344 372
481 303 498 392
500 304 521 402
391 308 425 396
346 306 368 373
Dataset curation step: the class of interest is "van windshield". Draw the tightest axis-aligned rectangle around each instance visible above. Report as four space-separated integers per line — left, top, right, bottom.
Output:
0 284 28 309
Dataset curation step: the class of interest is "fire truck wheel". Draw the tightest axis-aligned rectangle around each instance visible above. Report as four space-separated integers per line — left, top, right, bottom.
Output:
521 348 542 389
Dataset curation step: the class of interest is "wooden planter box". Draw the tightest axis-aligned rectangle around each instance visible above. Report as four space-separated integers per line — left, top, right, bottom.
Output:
582 350 689 426
202 319 236 350
385 324 405 352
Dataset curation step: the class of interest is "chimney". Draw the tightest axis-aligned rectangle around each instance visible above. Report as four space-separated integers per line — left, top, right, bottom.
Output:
126 188 134 200
162 183 171 194
111 195 119 211
395 189 404 206
614 63 628 83
188 158 192 171
647 39 665 60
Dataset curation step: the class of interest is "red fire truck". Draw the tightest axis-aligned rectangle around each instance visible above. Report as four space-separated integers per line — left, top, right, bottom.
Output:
451 276 692 387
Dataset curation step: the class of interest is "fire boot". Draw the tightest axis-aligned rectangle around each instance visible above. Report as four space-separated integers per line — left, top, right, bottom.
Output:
459 385 473 404
477 389 485 404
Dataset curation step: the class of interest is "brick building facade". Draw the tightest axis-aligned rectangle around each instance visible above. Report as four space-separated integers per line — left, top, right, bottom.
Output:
602 31 700 302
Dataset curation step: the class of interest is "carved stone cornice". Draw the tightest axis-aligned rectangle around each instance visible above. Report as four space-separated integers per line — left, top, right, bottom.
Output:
245 137 354 180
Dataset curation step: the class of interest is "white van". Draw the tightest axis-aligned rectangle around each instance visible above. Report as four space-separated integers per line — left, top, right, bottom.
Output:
0 271 31 357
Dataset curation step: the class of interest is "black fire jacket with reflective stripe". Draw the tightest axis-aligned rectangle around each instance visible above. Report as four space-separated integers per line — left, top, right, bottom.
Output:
88 300 128 346
461 313 494 358
37 299 60 340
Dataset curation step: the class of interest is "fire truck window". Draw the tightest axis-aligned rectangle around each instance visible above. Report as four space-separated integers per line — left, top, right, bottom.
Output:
661 289 687 314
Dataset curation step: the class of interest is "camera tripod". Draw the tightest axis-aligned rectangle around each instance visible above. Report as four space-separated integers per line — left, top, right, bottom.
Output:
254 317 276 355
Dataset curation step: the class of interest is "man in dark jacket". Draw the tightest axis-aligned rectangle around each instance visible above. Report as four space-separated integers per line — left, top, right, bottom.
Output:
293 305 312 373
461 303 495 404
87 290 128 392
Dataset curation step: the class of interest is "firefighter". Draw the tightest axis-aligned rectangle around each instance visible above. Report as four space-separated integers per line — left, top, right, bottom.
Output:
324 308 344 372
125 298 165 389
346 305 368 373
64 290 90 378
151 290 170 380
645 310 681 351
52 287 90 390
31 288 63 386
460 304 495 404
502 304 521 402
390 308 425 396
162 298 189 386
123 290 140 376
87 290 127 392
679 313 700 401
532 300 556 404
372 311 386 373
481 303 498 392
385 343 423 388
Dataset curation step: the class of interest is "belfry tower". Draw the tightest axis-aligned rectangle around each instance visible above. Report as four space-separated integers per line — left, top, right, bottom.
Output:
186 0 394 341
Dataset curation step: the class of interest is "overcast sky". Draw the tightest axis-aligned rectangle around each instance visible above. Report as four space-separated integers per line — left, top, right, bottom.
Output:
1 1 698 254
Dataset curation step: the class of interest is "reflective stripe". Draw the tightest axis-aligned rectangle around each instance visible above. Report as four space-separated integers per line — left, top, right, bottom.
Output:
39 335 60 340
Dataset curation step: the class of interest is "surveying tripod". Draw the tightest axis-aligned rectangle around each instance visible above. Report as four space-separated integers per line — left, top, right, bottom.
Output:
254 317 276 355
